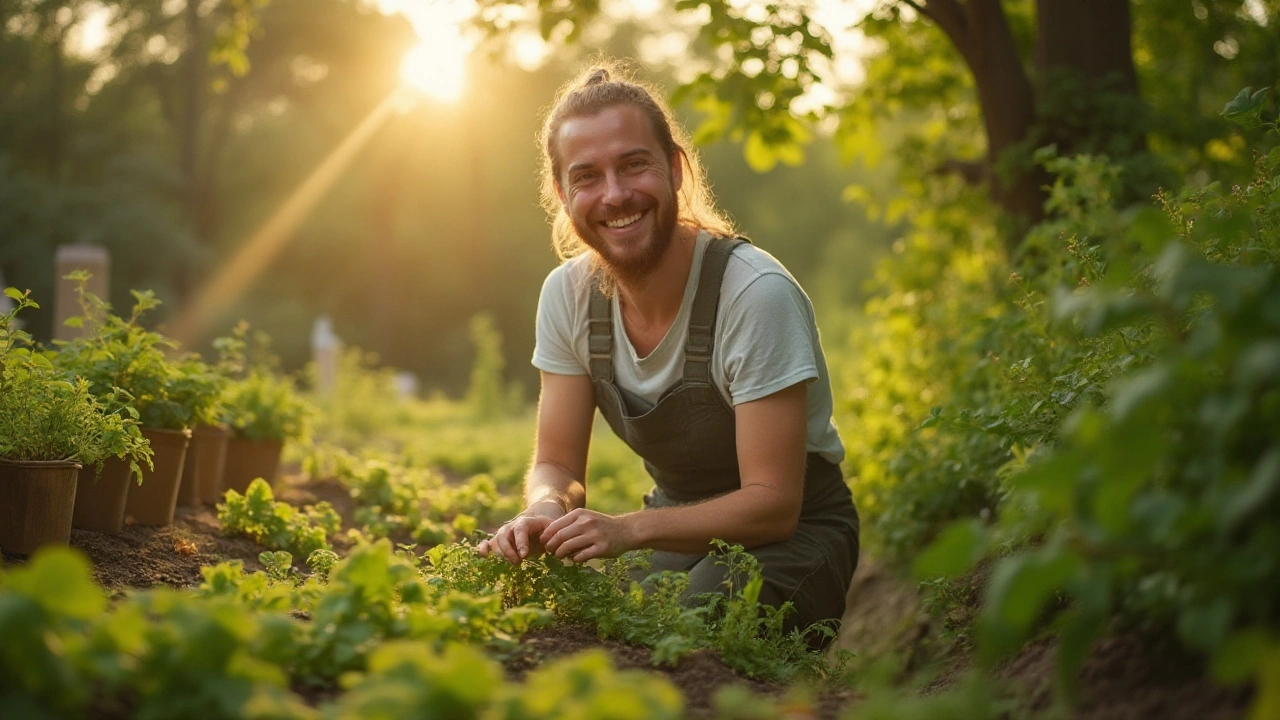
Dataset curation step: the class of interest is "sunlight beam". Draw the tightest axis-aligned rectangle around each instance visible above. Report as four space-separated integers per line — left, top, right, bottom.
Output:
172 92 400 347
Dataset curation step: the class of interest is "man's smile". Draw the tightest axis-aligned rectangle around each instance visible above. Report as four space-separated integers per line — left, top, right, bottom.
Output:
604 212 643 229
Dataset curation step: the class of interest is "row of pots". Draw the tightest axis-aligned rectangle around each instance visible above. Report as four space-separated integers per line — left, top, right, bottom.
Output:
0 427 284 557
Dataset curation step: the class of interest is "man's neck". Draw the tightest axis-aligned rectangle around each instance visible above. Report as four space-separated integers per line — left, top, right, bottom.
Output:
615 225 699 327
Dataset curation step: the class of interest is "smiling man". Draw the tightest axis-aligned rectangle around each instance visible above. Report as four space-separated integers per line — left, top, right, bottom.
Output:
477 63 860 639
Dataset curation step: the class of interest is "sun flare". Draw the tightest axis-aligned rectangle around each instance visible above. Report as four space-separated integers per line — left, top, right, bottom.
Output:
400 42 467 103
388 0 473 103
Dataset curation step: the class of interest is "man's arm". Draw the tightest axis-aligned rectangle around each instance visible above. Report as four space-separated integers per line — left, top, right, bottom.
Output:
540 381 808 562
478 371 594 563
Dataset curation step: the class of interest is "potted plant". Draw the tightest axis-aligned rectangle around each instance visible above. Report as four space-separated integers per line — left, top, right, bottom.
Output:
172 354 231 507
54 275 210 529
216 323 311 494
0 288 151 555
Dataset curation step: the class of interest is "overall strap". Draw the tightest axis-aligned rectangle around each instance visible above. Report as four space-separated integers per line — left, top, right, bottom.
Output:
587 282 614 383
684 237 748 384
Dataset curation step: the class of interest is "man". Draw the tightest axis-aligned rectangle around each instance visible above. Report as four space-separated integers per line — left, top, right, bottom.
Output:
478 64 859 635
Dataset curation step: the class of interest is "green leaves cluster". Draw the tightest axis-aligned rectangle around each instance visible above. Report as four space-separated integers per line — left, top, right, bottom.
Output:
425 541 833 684
0 287 151 472
218 478 341 559
909 93 1280 710
53 274 224 432
217 322 312 442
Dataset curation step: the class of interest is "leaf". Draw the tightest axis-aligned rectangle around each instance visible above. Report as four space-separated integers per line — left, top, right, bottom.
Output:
913 519 990 579
1220 448 1280 530
10 547 106 620
979 547 1082 661
1211 629 1272 684
3 287 23 301
1222 86 1269 129
1178 596 1235 653
1108 365 1172 423
743 130 777 172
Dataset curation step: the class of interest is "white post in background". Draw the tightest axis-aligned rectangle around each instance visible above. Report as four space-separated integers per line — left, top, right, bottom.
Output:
395 371 420 401
311 315 340 397
54 245 109 341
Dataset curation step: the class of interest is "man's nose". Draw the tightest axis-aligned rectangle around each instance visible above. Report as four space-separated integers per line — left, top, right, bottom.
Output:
602 172 630 205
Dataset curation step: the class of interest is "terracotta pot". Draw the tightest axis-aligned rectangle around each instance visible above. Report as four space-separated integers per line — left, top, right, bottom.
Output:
221 437 284 495
178 424 231 507
0 459 81 556
73 456 134 533
124 428 191 526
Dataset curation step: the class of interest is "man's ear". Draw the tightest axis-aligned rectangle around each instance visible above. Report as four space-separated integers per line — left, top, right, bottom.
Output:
554 181 566 204
672 149 685 192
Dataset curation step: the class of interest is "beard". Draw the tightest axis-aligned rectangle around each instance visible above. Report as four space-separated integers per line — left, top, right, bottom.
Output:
573 192 679 287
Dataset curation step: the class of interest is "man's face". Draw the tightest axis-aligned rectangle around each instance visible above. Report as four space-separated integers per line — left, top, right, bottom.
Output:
554 104 683 285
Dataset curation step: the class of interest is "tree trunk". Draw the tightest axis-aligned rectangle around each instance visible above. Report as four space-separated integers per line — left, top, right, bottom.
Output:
917 0 1048 248
1035 0 1145 159
916 0 1146 250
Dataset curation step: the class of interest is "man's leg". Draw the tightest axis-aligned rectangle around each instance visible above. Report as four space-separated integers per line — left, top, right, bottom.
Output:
681 520 859 642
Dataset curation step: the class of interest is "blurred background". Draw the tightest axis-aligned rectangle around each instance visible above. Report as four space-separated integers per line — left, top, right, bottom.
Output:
0 0 892 398
1 0 1275 398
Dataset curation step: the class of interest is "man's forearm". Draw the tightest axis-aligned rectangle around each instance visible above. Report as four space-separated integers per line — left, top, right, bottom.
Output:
623 483 801 554
523 462 586 517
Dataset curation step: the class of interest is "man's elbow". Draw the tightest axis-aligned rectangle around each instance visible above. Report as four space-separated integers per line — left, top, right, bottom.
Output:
753 487 802 545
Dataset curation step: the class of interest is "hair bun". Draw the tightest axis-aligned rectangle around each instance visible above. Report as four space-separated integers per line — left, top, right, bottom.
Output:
585 68 610 86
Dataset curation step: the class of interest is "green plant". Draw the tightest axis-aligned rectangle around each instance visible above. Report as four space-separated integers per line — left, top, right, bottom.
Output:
919 90 1280 712
53 274 219 432
424 541 834 684
0 288 151 476
219 478 340 559
217 323 311 442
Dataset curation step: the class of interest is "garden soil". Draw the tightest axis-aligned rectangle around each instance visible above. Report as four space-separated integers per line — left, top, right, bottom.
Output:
3 471 1252 719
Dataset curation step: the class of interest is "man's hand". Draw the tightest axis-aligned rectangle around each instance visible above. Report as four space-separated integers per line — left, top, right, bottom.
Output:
540 509 634 563
478 514 555 564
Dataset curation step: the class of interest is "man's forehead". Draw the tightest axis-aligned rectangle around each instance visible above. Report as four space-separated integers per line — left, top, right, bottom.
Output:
557 106 665 164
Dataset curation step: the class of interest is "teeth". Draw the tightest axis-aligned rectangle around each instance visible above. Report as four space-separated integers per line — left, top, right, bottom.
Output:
605 212 642 229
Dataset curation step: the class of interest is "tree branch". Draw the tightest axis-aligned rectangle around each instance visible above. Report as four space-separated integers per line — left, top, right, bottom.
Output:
912 0 971 61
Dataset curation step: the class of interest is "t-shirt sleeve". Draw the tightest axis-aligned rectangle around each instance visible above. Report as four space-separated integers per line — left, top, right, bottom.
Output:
532 265 589 376
718 272 819 405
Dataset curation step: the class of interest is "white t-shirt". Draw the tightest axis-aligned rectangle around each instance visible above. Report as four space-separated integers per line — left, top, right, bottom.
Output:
532 232 845 465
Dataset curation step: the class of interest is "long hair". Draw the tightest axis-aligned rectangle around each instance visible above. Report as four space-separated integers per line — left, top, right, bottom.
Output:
537 60 736 266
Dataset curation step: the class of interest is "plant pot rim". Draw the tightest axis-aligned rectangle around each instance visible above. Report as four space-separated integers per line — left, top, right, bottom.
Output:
141 427 194 441
194 423 232 435
0 457 84 470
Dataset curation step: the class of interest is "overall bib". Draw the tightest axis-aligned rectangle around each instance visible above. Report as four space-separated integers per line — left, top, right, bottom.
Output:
587 237 860 634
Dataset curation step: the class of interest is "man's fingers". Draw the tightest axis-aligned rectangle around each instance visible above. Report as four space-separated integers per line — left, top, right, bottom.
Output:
553 533 593 559
493 529 521 564
477 539 491 557
539 510 579 547
513 523 532 559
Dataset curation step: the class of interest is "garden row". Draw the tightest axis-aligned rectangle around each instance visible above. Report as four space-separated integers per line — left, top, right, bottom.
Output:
838 90 1280 714
0 277 308 557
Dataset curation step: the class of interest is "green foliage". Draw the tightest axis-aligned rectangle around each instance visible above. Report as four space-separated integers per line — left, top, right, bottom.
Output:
465 312 517 421
915 96 1280 713
219 478 340 559
425 541 832 684
218 323 312 442
53 275 221 431
0 287 152 472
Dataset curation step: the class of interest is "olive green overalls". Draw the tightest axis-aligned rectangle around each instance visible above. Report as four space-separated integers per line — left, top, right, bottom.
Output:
587 237 860 635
